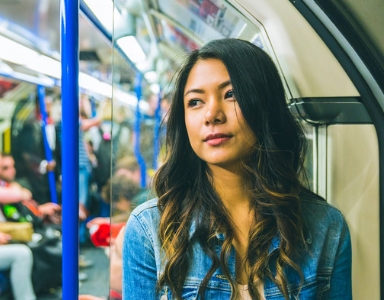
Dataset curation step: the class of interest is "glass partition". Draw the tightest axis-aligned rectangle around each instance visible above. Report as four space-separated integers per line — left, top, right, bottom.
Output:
109 1 266 298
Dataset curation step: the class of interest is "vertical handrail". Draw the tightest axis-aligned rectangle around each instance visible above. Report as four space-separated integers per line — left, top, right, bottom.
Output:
90 96 97 118
133 72 147 188
37 85 58 204
152 89 162 170
61 0 79 299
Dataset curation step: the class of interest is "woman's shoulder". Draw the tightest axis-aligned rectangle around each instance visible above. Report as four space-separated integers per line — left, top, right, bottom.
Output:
127 198 160 230
130 197 159 216
300 190 348 231
124 198 161 247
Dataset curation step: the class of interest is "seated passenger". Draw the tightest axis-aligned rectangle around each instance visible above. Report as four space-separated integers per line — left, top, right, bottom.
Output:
86 174 141 246
0 153 36 300
0 232 36 300
84 174 141 300
113 156 151 208
0 153 61 223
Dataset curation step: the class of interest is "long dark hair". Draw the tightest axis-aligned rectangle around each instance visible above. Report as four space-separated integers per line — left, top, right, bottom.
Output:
154 38 307 299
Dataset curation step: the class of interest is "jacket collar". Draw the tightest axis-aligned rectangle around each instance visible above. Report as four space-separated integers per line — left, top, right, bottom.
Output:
188 219 312 254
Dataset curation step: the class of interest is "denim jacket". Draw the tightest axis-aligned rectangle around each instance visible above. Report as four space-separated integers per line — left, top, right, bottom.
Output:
122 193 352 299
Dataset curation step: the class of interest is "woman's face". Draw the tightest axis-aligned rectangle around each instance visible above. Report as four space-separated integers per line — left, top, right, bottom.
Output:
184 58 256 170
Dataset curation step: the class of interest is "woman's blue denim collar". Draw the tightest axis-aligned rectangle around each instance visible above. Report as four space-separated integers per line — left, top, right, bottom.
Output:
188 219 312 254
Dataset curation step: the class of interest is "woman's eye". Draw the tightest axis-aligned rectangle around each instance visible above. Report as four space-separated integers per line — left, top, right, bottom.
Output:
187 99 201 107
224 90 235 99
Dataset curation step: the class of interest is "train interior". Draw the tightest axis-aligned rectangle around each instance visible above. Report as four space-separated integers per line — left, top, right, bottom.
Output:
0 0 383 299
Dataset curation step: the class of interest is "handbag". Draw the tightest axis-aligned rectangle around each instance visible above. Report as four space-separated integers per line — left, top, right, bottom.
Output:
0 221 33 242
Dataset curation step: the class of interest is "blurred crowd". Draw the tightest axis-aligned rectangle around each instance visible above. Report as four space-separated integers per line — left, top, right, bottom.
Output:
0 88 169 299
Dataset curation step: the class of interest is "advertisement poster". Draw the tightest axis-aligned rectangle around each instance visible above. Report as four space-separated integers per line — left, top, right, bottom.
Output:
159 0 247 42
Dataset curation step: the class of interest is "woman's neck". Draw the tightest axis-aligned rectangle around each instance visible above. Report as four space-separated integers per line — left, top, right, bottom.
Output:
209 164 250 209
209 164 254 283
209 164 253 238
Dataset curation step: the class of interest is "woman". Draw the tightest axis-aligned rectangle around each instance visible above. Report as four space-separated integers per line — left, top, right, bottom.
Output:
122 38 351 299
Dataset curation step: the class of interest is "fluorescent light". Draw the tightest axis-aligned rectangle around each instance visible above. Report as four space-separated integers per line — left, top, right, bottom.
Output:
0 35 111 97
114 88 149 112
0 35 60 78
79 72 112 98
0 34 142 102
27 55 61 79
0 35 39 65
114 89 137 106
117 36 146 66
0 61 13 73
0 69 55 87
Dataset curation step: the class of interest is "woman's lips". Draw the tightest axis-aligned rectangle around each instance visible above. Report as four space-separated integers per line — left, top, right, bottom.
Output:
204 133 232 146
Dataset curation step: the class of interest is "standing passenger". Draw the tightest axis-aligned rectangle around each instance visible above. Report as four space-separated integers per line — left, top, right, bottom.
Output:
122 38 352 299
78 95 101 222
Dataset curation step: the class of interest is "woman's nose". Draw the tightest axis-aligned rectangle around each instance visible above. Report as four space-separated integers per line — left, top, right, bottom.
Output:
205 99 226 125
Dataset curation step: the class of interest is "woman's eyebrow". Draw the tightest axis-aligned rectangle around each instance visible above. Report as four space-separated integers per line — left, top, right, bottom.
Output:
218 80 231 90
184 80 231 97
184 88 204 97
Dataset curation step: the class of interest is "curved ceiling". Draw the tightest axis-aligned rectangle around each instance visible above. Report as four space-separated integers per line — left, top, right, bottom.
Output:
0 0 382 103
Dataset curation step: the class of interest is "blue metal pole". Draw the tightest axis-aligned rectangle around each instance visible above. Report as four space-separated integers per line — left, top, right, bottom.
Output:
134 73 147 188
37 85 58 204
61 0 79 299
152 89 162 170
90 96 97 118
33 0 40 34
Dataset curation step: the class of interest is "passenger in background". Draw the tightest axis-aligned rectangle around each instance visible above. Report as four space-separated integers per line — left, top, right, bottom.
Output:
78 97 101 221
103 173 141 221
122 38 352 299
143 93 159 122
93 130 112 192
11 91 58 205
78 96 102 278
0 153 61 222
92 128 113 218
109 225 125 300
85 164 143 300
160 92 171 123
0 153 36 300
0 231 36 300
86 174 141 232
86 172 141 242
114 156 150 208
